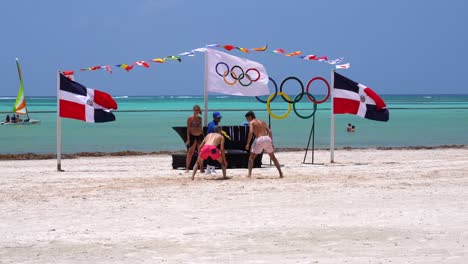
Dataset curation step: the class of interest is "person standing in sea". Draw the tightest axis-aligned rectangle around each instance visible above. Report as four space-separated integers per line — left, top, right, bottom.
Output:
185 105 204 173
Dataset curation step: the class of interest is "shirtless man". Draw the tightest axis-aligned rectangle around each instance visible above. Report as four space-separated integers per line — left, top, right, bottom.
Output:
192 126 228 180
244 111 283 178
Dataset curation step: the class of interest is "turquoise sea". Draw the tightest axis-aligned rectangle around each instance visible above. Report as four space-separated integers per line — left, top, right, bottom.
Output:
0 95 467 154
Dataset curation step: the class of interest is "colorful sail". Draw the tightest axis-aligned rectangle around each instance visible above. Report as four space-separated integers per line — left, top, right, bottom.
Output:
13 58 27 115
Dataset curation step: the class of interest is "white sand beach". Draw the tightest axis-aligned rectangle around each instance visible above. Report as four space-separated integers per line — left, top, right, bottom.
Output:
0 147 467 263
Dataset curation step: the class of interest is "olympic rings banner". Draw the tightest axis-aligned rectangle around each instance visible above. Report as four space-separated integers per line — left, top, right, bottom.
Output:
255 76 330 120
206 49 270 96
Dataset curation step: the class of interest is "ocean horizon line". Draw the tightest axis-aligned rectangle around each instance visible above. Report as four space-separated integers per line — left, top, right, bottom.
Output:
2 93 468 99
2 106 468 115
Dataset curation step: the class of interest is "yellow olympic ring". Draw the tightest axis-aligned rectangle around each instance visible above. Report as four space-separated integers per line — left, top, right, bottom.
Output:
223 70 237 86
266 91 292 120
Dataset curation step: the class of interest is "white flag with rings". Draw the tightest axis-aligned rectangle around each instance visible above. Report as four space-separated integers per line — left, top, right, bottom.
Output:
205 48 269 96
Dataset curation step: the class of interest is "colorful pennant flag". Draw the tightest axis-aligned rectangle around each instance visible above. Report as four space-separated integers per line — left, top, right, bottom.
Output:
336 63 351 69
285 51 302 57
67 44 347 75
251 45 268 51
222 45 236 51
117 64 134 72
135 61 150 68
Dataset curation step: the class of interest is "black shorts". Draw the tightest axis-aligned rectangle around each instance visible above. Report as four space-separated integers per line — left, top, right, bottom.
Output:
188 134 204 147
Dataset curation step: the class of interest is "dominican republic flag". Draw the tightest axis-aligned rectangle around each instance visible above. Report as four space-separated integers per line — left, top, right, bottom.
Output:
333 72 389 122
206 48 269 96
59 73 117 123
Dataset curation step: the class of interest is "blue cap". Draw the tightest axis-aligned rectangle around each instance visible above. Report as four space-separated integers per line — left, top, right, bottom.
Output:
213 111 222 118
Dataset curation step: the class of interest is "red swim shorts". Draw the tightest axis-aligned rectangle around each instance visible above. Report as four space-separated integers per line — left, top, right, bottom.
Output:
200 145 221 160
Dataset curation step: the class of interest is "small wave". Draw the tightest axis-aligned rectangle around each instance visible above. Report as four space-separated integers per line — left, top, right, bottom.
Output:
423 96 432 99
114 96 129 99
0 97 15 100
30 97 55 100
174 96 202 99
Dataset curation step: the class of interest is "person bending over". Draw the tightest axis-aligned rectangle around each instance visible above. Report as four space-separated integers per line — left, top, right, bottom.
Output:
192 126 228 180
244 110 283 179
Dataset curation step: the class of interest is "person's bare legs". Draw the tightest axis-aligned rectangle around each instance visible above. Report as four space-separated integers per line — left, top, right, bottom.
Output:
191 157 203 180
196 143 205 173
216 157 227 179
268 152 283 178
186 143 197 173
247 153 258 178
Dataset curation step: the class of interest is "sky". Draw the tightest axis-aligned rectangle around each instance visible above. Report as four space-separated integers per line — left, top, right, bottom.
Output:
1 0 467 96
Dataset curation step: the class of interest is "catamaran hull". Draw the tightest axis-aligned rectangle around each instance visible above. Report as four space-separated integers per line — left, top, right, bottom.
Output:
0 120 40 126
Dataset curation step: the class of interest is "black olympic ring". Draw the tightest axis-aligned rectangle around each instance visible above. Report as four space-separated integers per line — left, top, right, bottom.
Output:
280 76 304 104
215 62 261 87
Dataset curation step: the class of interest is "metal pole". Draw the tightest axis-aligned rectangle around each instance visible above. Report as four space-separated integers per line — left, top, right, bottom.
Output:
303 117 314 163
268 113 272 165
330 70 335 163
203 51 208 126
56 71 63 171
311 111 316 164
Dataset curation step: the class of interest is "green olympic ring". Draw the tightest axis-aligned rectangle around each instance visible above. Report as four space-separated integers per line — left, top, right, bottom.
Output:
293 92 317 119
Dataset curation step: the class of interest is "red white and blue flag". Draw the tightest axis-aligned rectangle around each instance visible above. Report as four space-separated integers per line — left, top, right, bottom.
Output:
59 73 118 123
333 72 389 122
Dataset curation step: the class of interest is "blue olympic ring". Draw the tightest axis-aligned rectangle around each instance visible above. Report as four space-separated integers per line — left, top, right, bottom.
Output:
255 77 278 103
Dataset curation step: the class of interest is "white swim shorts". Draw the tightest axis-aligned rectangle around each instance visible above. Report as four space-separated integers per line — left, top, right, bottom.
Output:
251 136 273 154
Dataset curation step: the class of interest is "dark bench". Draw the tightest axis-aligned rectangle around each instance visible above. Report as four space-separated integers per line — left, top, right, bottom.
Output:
171 126 262 169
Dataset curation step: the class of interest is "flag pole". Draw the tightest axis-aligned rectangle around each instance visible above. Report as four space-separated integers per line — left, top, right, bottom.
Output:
56 71 64 172
330 69 336 163
203 50 208 126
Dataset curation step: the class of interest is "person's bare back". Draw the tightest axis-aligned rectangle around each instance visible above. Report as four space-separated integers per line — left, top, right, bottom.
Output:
203 132 224 146
192 127 228 180
249 118 269 138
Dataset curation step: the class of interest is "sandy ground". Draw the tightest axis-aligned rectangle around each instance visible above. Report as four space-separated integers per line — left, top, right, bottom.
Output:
0 147 467 263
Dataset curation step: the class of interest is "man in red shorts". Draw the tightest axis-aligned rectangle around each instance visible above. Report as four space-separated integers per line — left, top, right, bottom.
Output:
192 126 228 180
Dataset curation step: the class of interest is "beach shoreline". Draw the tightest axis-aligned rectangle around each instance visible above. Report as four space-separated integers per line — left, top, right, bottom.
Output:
1 147 467 263
0 144 466 160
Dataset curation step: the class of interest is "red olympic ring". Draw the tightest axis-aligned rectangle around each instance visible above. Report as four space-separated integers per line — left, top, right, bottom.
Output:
306 77 330 104
245 68 260 82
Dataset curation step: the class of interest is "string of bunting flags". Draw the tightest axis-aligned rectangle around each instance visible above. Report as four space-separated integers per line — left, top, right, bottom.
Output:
67 44 350 75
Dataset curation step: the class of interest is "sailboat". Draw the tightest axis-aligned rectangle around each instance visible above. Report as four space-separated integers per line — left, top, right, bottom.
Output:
1 58 40 125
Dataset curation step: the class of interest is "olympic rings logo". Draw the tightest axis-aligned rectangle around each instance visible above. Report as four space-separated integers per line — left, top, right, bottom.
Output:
255 76 330 119
215 62 261 87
